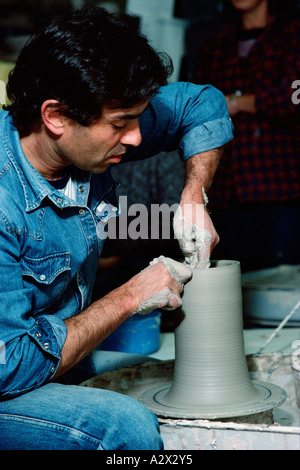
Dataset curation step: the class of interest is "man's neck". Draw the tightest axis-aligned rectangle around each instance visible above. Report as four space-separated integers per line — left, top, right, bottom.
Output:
241 2 271 30
20 129 66 180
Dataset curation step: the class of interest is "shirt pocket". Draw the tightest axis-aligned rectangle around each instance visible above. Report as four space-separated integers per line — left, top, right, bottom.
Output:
94 200 120 254
20 252 71 314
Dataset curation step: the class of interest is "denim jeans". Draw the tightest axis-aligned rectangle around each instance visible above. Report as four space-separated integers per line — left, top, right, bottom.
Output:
0 352 164 450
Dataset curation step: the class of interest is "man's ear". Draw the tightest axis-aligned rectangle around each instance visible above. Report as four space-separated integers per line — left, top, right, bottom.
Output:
41 100 67 136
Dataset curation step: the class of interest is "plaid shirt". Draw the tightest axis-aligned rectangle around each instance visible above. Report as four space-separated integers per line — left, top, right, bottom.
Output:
195 19 300 208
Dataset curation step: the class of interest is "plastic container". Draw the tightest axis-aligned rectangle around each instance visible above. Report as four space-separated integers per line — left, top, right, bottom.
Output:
97 310 161 355
242 265 300 326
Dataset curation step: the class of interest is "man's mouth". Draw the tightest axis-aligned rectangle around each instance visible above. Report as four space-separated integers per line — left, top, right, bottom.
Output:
109 154 123 163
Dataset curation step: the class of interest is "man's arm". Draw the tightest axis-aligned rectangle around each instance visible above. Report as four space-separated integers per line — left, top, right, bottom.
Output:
181 147 223 205
181 147 223 248
173 147 223 268
226 94 256 117
125 83 232 267
126 82 233 163
53 258 191 379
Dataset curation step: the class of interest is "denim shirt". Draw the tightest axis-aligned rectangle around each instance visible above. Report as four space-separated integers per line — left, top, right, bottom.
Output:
0 82 233 397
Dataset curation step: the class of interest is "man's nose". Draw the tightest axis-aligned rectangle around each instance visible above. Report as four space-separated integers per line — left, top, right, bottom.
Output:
121 119 142 147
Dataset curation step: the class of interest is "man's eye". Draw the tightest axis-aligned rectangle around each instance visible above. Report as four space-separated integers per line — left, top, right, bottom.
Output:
113 123 126 130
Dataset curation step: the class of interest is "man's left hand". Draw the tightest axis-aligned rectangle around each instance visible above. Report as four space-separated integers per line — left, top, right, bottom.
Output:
173 202 219 269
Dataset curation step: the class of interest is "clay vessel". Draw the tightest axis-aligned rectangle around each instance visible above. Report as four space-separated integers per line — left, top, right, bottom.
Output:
139 260 287 419
163 260 260 407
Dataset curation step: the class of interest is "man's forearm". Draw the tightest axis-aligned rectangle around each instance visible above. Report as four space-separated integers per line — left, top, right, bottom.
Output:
181 147 223 203
226 94 256 117
53 259 187 379
53 285 135 379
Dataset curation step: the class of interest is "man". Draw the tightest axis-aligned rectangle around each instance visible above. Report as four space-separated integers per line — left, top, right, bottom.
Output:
0 7 233 449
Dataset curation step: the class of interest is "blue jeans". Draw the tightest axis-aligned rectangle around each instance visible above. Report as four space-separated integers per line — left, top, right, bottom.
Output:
0 351 164 450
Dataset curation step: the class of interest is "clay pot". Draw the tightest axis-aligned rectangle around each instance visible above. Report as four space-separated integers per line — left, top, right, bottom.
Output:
139 261 287 419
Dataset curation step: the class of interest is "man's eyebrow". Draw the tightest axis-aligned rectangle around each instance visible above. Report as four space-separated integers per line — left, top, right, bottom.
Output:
113 111 144 121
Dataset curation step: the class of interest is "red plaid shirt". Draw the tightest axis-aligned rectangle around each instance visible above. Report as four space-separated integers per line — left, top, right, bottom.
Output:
195 19 300 208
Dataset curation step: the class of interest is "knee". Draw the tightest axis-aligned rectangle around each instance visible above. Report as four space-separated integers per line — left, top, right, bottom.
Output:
101 392 164 450
125 400 164 450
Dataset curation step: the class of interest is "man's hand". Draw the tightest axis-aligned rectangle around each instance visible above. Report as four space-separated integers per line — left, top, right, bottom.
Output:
173 202 219 269
129 256 192 315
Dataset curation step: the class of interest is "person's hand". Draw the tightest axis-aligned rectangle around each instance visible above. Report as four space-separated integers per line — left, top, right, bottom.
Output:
130 256 192 315
225 95 239 117
173 202 219 269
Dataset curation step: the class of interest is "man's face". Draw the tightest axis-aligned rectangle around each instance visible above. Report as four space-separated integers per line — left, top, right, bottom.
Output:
230 0 268 13
56 100 148 173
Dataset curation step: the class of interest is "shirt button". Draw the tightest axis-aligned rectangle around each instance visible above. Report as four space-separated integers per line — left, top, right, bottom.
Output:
78 186 85 193
39 274 46 281
57 197 63 204
44 343 50 349
50 366 56 373
35 331 41 338
79 209 85 215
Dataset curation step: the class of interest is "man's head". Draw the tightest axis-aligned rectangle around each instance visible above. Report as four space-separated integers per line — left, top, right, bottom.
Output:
5 6 173 134
223 0 298 23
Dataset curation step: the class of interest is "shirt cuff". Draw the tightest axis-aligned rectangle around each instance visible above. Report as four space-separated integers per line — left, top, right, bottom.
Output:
27 314 68 376
179 117 233 161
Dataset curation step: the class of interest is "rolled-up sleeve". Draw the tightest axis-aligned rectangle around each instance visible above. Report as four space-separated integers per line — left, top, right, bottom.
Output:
0 219 67 398
126 82 233 162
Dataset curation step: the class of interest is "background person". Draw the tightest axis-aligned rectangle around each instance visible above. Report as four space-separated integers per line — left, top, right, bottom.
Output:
195 0 300 272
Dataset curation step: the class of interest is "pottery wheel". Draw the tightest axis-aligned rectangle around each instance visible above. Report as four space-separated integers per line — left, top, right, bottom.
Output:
138 380 287 419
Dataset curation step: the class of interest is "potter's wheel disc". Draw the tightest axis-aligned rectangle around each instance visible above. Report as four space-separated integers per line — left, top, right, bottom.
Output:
139 380 287 419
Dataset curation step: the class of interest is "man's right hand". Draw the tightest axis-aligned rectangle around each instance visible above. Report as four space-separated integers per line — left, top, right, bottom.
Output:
127 256 192 316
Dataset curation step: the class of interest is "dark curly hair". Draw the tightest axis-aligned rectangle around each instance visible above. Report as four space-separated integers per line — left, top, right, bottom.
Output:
5 7 173 131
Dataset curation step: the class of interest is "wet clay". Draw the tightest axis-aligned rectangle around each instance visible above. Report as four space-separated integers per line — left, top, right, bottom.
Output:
132 256 192 316
139 260 287 419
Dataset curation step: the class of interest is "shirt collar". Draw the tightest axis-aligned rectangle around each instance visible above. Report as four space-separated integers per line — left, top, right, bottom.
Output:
3 112 84 212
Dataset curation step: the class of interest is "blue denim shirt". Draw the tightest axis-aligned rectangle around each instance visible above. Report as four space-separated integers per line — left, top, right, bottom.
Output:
0 82 233 397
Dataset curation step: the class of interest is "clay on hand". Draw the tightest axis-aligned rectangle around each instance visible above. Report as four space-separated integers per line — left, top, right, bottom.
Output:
173 204 213 269
132 256 192 316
